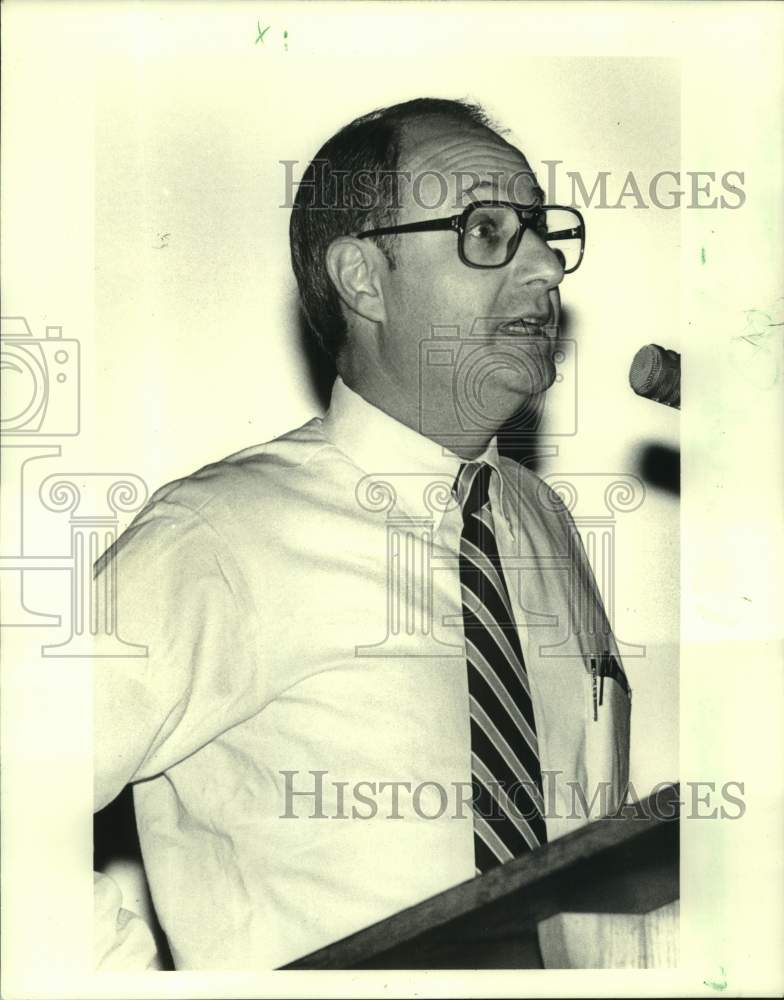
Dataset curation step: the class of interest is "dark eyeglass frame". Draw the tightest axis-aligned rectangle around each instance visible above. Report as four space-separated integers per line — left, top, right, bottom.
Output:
355 200 586 273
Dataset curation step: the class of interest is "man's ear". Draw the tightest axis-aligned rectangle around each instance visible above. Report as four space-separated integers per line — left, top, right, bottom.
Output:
325 237 387 326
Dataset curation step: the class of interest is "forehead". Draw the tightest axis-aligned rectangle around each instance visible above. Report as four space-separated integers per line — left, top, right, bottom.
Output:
398 116 541 210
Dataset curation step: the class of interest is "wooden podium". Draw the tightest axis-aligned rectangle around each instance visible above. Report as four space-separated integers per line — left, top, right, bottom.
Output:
282 784 679 969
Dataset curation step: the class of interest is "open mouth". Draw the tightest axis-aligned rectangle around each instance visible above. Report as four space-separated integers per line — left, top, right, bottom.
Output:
498 316 556 336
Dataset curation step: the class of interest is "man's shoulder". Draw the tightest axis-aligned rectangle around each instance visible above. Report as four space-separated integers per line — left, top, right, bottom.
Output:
97 417 334 575
142 415 334 522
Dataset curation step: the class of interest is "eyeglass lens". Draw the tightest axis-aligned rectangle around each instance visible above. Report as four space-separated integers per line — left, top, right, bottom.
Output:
462 205 582 271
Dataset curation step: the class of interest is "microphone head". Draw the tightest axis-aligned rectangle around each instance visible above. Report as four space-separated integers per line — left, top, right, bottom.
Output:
629 344 680 409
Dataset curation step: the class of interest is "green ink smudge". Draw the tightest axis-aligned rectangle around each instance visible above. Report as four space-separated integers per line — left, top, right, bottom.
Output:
704 965 727 991
701 247 706 265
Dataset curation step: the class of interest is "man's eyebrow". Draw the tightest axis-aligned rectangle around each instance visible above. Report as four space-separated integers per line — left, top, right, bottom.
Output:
465 177 546 203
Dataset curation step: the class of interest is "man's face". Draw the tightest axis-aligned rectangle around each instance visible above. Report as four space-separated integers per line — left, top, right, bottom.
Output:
375 116 565 430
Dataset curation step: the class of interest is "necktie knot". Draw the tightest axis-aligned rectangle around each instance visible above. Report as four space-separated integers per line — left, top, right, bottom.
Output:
454 461 493 522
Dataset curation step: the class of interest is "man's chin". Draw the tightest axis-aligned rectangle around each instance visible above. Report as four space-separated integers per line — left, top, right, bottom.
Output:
495 340 557 396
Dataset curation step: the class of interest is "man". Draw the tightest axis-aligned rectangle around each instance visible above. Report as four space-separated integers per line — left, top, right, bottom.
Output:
94 97 630 970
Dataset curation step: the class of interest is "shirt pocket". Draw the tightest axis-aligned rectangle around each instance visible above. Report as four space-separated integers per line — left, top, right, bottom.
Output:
582 654 631 819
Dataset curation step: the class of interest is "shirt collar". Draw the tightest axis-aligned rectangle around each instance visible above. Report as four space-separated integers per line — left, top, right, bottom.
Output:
321 377 514 534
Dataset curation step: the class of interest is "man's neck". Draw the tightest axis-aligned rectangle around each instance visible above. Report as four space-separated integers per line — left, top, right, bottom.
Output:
338 369 501 461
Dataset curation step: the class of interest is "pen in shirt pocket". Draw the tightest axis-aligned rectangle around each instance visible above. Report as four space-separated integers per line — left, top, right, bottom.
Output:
590 656 598 721
591 654 626 720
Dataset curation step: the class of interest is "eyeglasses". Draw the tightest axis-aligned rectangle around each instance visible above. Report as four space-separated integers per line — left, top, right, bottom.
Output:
356 201 586 273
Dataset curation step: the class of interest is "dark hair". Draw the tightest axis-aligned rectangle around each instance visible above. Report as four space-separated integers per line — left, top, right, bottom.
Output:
289 97 499 362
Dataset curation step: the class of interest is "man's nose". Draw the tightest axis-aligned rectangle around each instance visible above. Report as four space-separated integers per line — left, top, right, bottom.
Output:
510 229 565 290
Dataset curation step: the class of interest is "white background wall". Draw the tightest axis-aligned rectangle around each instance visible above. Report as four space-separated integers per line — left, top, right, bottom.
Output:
3 2 782 995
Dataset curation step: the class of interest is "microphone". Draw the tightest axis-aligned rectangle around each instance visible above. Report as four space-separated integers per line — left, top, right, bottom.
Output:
629 344 680 409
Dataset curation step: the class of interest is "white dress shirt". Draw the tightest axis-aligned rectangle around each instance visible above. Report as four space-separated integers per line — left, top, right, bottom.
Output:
94 376 630 970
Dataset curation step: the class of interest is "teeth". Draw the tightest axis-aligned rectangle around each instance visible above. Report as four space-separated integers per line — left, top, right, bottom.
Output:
503 321 548 332
504 318 547 328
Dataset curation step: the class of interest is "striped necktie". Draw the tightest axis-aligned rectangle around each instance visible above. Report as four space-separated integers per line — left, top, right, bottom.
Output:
454 461 548 872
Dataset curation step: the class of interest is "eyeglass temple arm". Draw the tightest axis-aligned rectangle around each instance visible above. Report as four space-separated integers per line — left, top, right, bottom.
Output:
543 226 583 241
356 217 457 239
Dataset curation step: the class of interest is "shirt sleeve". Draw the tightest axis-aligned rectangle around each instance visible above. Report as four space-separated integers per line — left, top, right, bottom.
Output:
93 491 263 812
93 491 264 967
